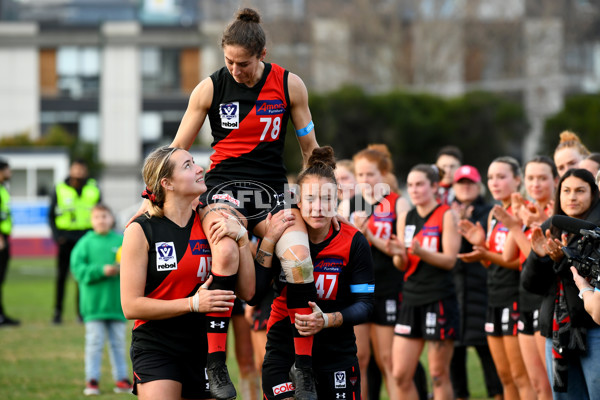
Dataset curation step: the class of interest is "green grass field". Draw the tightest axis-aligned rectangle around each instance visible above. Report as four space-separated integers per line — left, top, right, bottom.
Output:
0 257 494 399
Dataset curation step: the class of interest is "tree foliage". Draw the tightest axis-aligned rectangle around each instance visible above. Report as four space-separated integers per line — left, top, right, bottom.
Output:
542 94 600 155
284 87 528 180
0 125 102 177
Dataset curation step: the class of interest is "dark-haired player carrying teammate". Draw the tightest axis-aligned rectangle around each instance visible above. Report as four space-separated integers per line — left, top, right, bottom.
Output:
161 7 321 399
251 146 375 399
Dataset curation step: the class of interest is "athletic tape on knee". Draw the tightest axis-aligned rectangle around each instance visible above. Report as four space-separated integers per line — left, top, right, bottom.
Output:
275 231 314 284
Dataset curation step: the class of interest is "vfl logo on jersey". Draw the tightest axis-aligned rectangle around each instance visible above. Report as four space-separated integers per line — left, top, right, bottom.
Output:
404 224 416 247
334 371 346 389
219 102 239 129
255 100 286 115
190 239 211 255
156 242 177 271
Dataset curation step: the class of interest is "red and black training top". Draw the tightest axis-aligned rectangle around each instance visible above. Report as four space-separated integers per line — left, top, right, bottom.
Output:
402 204 456 306
263 223 375 370
130 211 210 356
206 63 291 189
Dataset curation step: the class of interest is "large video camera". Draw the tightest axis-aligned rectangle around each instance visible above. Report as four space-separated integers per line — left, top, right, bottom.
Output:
552 215 600 288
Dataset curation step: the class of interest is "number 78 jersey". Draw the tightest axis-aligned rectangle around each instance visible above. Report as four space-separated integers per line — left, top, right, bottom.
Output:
206 63 291 188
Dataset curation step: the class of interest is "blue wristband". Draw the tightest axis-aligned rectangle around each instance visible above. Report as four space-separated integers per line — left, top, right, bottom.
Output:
295 120 314 137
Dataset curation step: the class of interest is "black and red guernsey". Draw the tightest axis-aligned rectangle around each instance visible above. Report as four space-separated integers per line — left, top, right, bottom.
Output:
264 223 375 370
206 63 291 188
131 211 210 355
403 204 456 306
348 192 404 298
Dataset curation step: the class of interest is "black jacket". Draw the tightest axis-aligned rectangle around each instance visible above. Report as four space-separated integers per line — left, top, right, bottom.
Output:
453 196 493 346
521 200 600 337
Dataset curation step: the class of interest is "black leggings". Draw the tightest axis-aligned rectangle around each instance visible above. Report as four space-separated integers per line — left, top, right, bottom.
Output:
450 344 503 398
54 240 79 317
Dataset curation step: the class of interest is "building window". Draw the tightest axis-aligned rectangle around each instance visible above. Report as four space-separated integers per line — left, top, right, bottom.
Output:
56 46 100 98
141 47 181 96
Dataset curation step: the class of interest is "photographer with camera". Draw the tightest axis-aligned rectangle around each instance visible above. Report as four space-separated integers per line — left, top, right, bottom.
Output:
571 267 600 325
522 168 600 399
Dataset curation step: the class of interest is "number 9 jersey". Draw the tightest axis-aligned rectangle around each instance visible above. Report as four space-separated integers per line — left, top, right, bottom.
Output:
207 63 291 188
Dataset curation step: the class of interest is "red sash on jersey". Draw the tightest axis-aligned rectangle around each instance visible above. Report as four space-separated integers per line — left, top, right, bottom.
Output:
404 205 448 280
366 192 399 242
134 213 210 330
266 223 356 332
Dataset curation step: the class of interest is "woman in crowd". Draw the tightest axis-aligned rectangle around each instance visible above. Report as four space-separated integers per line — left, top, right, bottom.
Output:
457 157 535 399
496 156 557 399
579 153 600 179
388 164 461 400
120 146 253 400
448 165 503 400
522 168 600 399
335 159 357 201
553 130 590 177
253 146 375 399
338 144 410 399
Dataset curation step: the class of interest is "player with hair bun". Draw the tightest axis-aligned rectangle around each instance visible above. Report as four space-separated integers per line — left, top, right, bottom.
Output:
554 130 590 177
253 146 375 400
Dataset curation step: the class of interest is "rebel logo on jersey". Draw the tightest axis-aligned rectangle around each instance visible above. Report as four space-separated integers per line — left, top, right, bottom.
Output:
219 102 239 129
156 242 177 271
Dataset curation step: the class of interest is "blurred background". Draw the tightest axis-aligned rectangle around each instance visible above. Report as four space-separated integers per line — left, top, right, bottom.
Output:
0 0 599 254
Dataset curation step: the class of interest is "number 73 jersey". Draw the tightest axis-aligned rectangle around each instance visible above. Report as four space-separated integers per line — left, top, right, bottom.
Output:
206 63 291 188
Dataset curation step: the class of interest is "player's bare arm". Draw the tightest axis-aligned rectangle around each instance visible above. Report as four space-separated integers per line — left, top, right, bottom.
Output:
288 72 318 167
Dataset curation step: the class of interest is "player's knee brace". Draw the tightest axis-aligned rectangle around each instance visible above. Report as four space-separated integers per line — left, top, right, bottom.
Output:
275 231 313 284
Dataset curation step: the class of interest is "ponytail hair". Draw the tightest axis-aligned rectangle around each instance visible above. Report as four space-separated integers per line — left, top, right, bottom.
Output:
221 8 266 58
554 130 590 158
141 146 181 218
297 146 337 186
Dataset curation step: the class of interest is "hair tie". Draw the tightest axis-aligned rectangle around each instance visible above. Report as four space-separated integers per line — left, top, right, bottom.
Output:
141 187 157 203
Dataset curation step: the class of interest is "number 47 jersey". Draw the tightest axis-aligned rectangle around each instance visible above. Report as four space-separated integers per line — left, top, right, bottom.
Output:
206 63 291 188
268 223 375 368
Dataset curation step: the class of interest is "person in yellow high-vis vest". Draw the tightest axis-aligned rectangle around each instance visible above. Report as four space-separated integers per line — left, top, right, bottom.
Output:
0 159 19 327
48 159 101 324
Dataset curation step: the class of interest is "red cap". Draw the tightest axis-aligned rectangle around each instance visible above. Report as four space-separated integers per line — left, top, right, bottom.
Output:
453 165 481 183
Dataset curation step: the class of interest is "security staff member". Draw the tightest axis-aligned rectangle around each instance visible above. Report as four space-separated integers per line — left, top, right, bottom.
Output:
0 159 18 327
49 159 100 324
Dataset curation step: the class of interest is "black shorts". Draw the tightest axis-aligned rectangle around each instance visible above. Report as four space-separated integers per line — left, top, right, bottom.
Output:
252 289 274 331
130 345 211 399
199 182 295 232
485 303 519 337
394 296 459 340
262 358 361 400
232 298 245 316
370 295 400 326
517 309 540 335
